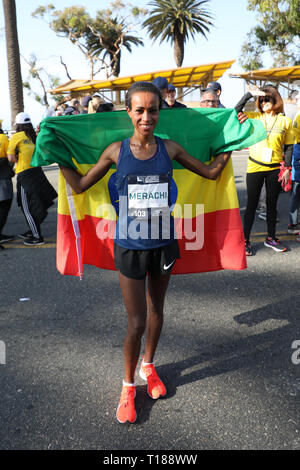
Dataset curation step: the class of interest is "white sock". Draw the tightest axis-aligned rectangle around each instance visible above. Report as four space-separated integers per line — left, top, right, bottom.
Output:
123 380 135 387
142 359 153 366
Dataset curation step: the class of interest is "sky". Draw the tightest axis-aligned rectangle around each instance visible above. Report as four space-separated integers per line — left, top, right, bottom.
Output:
0 0 276 129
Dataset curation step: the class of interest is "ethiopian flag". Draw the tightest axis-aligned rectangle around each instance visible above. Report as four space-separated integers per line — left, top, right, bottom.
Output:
31 108 266 278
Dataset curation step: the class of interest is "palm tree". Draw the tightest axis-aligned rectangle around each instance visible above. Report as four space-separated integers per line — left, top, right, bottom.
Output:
88 16 144 78
3 0 24 126
142 0 214 67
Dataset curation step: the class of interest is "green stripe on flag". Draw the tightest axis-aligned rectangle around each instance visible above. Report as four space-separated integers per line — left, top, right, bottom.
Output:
32 108 266 170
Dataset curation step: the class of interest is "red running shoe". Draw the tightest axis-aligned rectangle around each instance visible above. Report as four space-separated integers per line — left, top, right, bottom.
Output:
139 357 166 399
116 385 136 424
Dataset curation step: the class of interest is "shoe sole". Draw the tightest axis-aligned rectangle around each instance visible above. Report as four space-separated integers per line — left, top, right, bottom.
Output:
264 241 287 252
0 238 15 243
18 234 32 239
23 240 45 246
116 389 137 424
139 368 167 399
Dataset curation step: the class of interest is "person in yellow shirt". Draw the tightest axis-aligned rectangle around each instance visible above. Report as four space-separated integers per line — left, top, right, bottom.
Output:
235 85 294 255
0 120 15 245
288 98 300 240
7 112 57 245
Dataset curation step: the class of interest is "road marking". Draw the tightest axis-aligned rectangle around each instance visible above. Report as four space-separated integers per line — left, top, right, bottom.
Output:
0 239 56 248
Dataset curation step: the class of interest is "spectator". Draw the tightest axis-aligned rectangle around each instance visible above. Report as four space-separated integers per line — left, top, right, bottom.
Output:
165 84 186 108
235 85 294 255
88 93 103 114
200 89 220 108
70 99 81 114
0 121 15 246
55 103 67 116
284 89 298 122
203 81 225 108
96 102 114 113
287 93 300 236
7 112 57 245
64 106 78 116
64 100 80 116
81 95 92 114
152 76 169 108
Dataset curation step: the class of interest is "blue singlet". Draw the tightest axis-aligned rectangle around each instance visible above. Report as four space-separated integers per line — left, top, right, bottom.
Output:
114 136 175 250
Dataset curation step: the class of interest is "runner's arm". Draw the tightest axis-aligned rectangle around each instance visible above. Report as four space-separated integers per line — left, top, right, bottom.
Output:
166 140 232 180
59 142 120 193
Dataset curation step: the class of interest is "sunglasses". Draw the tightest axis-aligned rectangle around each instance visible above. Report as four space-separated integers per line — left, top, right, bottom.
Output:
259 96 273 104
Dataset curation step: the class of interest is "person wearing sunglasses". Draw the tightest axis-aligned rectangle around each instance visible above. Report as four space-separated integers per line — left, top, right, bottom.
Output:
235 85 295 255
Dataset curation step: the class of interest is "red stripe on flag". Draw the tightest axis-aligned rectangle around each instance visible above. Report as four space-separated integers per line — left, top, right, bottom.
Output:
57 208 246 277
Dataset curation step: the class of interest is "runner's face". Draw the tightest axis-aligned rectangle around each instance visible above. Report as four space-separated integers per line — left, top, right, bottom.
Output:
127 92 160 137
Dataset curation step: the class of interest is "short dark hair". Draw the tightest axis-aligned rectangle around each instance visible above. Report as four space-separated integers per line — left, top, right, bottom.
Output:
201 90 219 101
96 103 114 112
256 85 283 114
125 81 162 110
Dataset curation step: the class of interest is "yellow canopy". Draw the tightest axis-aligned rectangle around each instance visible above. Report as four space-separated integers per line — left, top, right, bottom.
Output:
50 60 235 95
230 65 300 88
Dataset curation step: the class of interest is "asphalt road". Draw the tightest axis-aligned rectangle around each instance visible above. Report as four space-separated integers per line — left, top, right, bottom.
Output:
0 151 299 451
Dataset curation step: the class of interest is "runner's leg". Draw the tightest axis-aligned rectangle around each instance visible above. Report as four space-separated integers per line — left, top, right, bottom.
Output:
144 272 171 363
118 272 147 384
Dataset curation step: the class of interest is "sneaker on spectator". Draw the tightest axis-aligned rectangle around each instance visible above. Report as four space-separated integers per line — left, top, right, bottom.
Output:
264 237 287 252
0 234 15 243
23 236 44 246
287 224 300 234
245 240 252 256
18 230 33 239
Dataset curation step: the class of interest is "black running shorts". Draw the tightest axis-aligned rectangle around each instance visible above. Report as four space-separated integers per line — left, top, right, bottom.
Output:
114 240 180 280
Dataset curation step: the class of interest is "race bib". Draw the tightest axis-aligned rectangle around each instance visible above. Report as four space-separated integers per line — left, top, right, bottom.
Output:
261 147 273 163
128 174 169 219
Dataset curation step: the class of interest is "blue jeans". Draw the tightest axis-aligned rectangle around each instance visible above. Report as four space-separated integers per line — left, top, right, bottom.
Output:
289 181 300 225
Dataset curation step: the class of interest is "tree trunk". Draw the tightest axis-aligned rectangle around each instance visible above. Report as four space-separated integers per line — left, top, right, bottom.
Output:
3 0 24 127
109 51 121 78
174 32 184 68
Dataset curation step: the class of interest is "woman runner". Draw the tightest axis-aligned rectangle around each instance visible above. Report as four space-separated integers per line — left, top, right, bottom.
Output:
59 81 232 424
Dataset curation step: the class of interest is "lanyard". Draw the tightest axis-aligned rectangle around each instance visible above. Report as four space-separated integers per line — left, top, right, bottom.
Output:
263 114 278 146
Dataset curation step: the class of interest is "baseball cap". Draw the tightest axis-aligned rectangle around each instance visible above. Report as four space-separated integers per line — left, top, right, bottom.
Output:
14 112 31 125
203 81 222 92
167 84 176 92
92 92 101 98
64 106 77 115
152 76 168 90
